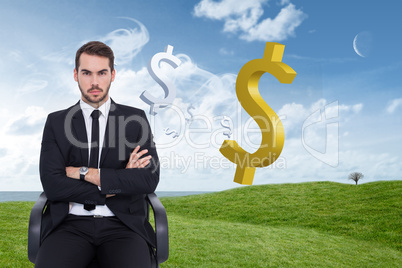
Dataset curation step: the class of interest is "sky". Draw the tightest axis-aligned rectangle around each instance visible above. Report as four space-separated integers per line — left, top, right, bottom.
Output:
0 0 401 191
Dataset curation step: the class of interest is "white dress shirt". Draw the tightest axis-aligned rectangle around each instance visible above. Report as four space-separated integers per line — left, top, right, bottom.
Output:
69 98 115 217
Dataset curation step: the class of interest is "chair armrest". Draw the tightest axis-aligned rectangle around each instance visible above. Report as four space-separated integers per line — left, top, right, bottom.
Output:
28 192 48 264
146 193 169 264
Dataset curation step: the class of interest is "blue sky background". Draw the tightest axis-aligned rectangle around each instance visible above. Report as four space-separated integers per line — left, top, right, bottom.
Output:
0 0 401 191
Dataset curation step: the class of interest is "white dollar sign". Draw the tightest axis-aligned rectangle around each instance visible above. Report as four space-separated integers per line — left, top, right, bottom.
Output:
141 45 182 115
163 127 179 138
220 116 232 139
185 104 195 124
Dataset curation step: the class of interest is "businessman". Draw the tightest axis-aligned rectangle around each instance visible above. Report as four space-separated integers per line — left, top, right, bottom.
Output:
35 41 159 267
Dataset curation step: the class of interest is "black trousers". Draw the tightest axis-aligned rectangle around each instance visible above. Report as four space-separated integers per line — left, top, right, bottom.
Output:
35 214 152 268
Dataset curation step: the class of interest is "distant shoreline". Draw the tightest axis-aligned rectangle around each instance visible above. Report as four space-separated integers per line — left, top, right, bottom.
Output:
0 191 212 202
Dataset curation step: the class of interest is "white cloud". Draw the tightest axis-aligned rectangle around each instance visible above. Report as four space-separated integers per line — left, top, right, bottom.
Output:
100 18 149 66
8 50 24 63
279 0 290 5
219 47 234 56
6 106 47 135
278 99 363 135
352 103 363 113
193 0 307 42
277 102 308 131
0 106 46 190
247 99 402 186
273 100 364 168
18 75 49 95
244 3 307 42
386 98 402 114
194 0 266 20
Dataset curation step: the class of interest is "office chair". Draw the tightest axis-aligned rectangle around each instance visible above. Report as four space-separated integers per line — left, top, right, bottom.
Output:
28 192 168 267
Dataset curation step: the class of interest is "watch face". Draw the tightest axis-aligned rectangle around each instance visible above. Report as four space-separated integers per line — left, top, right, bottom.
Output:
80 167 88 174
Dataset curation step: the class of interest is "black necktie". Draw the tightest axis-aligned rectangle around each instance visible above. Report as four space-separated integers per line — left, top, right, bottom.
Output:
84 110 100 211
89 110 100 169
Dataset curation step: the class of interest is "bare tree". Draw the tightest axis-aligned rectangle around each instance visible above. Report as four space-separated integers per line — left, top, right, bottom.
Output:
348 172 364 185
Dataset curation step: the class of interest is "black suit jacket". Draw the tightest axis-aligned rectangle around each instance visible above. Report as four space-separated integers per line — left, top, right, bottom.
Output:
39 99 159 247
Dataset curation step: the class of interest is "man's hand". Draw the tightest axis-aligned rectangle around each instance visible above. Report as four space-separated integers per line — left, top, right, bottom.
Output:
126 145 152 169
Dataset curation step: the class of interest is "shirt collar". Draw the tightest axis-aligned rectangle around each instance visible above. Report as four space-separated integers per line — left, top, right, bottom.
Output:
79 97 111 119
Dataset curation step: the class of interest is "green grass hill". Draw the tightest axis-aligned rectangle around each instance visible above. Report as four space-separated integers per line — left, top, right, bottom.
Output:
0 181 401 267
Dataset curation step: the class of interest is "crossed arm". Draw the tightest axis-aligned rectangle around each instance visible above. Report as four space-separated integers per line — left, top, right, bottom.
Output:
65 145 152 187
64 145 152 199
40 110 159 204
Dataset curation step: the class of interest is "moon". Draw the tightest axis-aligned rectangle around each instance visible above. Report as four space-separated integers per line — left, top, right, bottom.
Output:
353 31 372 58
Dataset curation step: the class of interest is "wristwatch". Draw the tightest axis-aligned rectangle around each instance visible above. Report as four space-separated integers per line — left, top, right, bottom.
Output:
79 167 89 181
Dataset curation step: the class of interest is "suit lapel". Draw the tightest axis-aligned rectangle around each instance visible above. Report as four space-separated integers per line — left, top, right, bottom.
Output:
100 100 119 166
70 102 89 166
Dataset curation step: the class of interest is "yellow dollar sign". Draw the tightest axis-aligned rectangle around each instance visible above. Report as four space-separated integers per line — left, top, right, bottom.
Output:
220 42 297 185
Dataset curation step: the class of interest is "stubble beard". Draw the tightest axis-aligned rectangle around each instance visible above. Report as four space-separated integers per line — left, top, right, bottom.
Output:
79 81 111 106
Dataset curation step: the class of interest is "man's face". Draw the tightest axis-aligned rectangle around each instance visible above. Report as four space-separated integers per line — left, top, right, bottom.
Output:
74 53 115 107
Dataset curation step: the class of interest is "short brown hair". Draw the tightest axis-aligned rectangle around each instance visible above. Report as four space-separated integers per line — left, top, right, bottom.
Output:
75 41 115 72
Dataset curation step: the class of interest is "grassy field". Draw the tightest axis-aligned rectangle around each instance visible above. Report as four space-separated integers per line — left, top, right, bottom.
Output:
0 181 401 267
